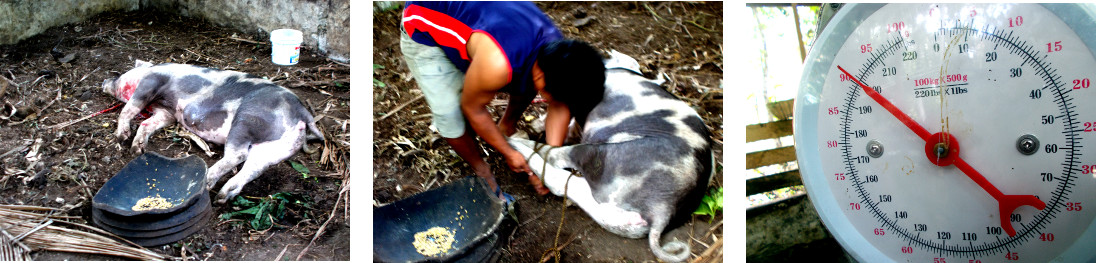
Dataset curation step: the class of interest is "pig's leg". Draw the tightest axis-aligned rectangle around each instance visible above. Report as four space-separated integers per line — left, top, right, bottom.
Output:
215 120 307 203
549 176 649 239
509 139 649 237
130 107 176 153
113 74 167 140
206 142 248 191
114 104 141 140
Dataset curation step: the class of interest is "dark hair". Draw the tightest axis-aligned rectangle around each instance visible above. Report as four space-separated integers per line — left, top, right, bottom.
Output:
537 39 605 126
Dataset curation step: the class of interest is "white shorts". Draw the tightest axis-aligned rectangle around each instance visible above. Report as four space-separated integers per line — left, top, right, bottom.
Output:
399 31 467 138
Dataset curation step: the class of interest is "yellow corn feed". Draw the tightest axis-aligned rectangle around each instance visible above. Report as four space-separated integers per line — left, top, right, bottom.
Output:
413 226 455 257
132 195 174 211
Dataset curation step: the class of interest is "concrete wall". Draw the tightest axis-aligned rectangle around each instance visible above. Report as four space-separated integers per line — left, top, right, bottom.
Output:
144 0 350 63
0 0 349 63
0 0 140 44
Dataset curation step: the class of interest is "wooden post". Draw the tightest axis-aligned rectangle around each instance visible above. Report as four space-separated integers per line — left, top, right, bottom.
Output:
792 4 807 62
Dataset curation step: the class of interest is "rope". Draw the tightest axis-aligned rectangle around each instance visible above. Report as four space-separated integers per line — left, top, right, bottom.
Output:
527 141 583 263
527 142 554 187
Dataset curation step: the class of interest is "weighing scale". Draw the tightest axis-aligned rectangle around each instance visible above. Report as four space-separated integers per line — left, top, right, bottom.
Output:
794 3 1096 262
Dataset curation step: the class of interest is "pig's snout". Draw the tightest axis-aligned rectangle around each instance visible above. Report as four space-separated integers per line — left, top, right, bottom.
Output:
101 77 116 95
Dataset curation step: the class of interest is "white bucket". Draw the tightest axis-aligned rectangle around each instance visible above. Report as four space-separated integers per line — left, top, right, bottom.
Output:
270 29 302 65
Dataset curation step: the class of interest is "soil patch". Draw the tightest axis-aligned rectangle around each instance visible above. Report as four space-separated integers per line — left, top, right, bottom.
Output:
0 10 349 260
373 2 722 262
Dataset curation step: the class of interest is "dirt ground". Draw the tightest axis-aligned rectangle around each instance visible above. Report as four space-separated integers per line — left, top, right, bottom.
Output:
373 2 722 262
0 11 349 260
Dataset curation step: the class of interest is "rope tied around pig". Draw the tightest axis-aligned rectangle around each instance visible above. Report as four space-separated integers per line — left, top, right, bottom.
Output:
525 141 583 263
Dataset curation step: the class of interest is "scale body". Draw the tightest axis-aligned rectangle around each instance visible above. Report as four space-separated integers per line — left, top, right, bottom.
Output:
794 3 1096 262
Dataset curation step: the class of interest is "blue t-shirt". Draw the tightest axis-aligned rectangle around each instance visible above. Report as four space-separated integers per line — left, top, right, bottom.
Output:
402 1 563 94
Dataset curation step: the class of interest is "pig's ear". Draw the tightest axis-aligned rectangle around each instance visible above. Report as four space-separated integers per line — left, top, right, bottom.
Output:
134 60 153 68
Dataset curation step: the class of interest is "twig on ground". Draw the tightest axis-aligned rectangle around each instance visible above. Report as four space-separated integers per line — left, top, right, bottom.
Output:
38 87 63 120
687 19 716 32
643 3 664 21
0 141 32 159
329 59 350 67
0 225 32 256
0 73 17 88
184 48 224 64
228 36 265 45
217 219 245 227
11 219 53 243
203 244 224 260
704 220 722 238
28 75 47 88
0 206 167 260
690 236 710 249
678 18 694 38
689 237 722 263
378 94 424 120
0 75 8 100
282 79 350 89
296 176 349 260
77 67 101 83
274 244 290 261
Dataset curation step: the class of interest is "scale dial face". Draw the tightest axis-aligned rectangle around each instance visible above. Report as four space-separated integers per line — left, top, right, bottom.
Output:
797 3 1096 262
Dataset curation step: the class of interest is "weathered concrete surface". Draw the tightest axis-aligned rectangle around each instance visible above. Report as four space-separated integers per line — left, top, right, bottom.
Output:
321 0 350 63
0 0 349 63
0 0 139 45
144 0 350 63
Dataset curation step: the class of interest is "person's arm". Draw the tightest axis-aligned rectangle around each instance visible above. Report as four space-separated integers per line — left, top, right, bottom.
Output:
543 97 571 147
462 33 534 176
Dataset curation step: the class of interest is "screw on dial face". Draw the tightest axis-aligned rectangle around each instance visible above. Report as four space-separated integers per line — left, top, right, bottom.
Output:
1017 134 1040 155
867 140 884 158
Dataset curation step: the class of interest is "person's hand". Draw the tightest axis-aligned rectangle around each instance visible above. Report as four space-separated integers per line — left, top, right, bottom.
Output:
505 150 550 195
504 150 533 176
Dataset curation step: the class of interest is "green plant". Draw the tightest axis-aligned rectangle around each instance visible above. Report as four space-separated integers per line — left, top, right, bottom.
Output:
374 64 387 88
289 161 314 181
220 192 312 230
693 187 723 223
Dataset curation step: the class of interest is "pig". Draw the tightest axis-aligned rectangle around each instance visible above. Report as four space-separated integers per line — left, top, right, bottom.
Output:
102 60 324 204
508 50 713 263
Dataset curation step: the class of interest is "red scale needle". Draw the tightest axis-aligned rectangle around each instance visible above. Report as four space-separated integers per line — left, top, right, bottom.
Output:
837 65 1045 237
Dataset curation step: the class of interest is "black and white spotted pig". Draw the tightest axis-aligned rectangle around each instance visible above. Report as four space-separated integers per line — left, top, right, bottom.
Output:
102 60 324 204
508 51 713 263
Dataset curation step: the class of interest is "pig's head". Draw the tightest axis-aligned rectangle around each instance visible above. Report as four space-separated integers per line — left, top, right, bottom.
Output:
536 39 606 126
102 60 154 102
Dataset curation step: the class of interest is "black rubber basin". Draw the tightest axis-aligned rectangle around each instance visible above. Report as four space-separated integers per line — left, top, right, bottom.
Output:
93 152 207 217
92 193 211 232
94 208 213 247
373 177 507 262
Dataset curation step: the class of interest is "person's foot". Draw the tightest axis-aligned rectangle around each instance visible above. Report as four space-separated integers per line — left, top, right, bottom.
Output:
493 184 517 219
494 186 516 206
482 177 514 203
